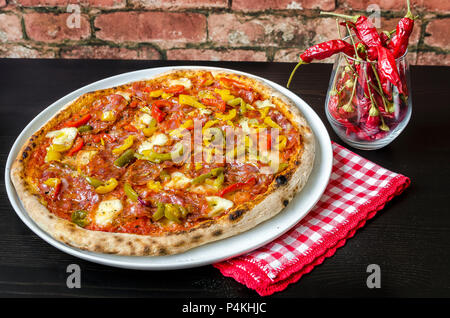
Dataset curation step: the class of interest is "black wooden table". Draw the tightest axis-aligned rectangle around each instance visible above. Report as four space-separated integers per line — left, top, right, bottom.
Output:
1 59 449 298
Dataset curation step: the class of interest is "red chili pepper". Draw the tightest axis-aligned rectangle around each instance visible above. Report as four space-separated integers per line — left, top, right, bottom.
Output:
164 85 185 95
388 0 415 58
151 104 166 123
64 114 91 128
67 137 84 156
219 177 256 197
376 45 405 95
388 18 414 58
288 39 355 87
201 98 226 112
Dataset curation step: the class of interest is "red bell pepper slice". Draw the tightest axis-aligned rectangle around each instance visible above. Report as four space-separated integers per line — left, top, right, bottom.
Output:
67 137 84 156
219 177 256 197
151 104 166 123
51 181 62 201
64 114 91 128
164 85 185 94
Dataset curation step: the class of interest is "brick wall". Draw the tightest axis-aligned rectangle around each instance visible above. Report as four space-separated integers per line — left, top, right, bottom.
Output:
0 0 449 65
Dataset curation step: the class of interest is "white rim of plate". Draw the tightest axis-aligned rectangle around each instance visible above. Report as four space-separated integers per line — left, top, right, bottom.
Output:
5 66 333 270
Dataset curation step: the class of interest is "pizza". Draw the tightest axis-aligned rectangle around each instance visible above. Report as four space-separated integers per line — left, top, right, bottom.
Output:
10 69 315 256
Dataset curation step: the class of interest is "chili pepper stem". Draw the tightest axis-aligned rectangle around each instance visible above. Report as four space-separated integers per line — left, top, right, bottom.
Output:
345 23 361 60
379 115 390 131
320 11 359 23
287 60 305 88
364 66 379 113
342 76 358 112
405 0 413 19
370 63 391 112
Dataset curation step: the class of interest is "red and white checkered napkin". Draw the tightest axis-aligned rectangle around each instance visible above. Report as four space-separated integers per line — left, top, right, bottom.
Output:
214 142 410 296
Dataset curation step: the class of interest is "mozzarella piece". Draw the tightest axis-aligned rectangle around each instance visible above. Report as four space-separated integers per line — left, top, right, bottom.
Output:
137 133 169 154
46 127 78 148
116 91 132 101
205 196 234 217
95 199 123 226
139 113 153 126
168 77 192 89
164 172 192 190
255 99 275 108
239 118 252 134
77 150 97 166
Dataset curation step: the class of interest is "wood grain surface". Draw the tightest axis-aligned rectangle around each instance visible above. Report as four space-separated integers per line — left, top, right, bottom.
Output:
0 59 449 298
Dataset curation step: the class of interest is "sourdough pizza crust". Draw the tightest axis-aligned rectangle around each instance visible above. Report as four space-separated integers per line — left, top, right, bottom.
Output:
10 69 315 256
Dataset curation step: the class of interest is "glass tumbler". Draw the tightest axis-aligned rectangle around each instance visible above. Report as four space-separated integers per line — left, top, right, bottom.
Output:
325 50 412 150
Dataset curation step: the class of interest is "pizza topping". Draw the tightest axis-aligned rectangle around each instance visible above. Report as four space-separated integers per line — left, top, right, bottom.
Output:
168 78 192 90
85 176 103 188
95 177 118 194
152 202 189 223
219 177 256 198
95 198 123 226
112 135 135 155
215 108 237 121
71 210 90 228
255 99 275 109
46 127 78 151
113 149 135 167
67 137 84 157
101 110 116 122
64 114 92 128
137 133 169 155
123 182 139 202
151 103 166 123
77 125 93 133
191 167 224 185
164 172 192 189
206 196 234 217
115 91 132 102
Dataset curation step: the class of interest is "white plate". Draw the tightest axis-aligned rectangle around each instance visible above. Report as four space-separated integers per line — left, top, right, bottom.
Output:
5 66 332 270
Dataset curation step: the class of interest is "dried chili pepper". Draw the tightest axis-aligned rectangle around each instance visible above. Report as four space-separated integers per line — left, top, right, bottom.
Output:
323 12 381 48
376 45 405 95
287 39 355 87
388 0 415 58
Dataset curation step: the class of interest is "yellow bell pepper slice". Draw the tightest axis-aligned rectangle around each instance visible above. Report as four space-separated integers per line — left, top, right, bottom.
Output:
179 94 206 110
264 117 281 129
45 149 62 162
95 178 118 194
259 106 270 119
44 177 61 188
215 109 236 121
101 111 116 122
147 180 162 191
214 89 234 102
277 135 287 150
149 90 163 97
202 119 219 133
112 135 135 155
161 92 173 99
